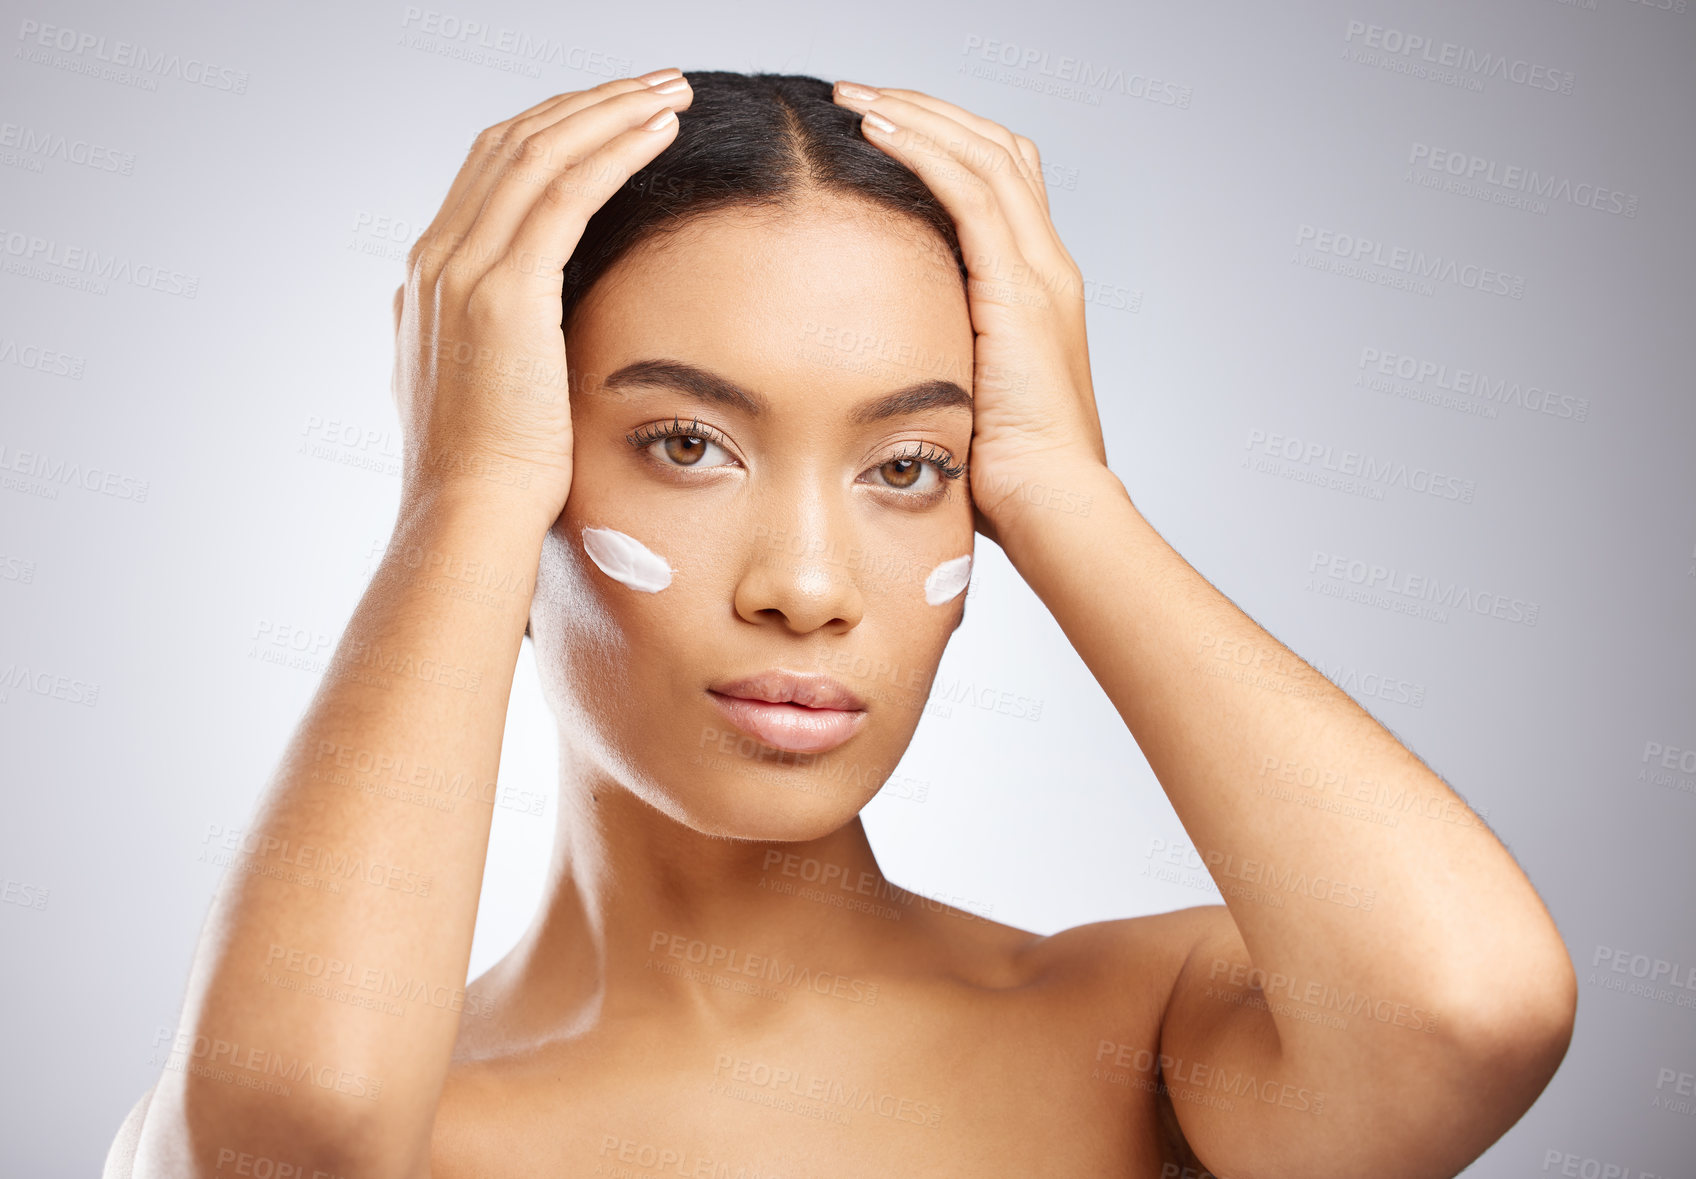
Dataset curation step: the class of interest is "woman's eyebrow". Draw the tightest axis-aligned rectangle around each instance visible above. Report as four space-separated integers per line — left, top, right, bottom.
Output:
600 358 972 424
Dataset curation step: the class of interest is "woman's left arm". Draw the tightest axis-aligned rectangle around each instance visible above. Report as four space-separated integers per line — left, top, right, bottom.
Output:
834 81 1576 1178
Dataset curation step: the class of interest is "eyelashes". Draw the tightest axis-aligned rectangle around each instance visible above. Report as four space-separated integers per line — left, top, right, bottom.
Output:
624 415 726 454
891 441 967 481
624 416 739 474
623 415 968 496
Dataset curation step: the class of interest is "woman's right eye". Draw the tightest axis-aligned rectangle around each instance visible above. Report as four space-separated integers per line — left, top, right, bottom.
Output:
652 432 733 468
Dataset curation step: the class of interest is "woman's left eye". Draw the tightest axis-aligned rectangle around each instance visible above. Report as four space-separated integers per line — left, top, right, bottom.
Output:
866 455 938 493
862 445 967 496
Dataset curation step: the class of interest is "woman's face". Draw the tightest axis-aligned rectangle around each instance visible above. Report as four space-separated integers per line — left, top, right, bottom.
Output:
530 196 975 842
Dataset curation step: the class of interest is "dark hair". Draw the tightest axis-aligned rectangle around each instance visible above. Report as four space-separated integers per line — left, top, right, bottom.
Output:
526 72 969 644
559 70 969 331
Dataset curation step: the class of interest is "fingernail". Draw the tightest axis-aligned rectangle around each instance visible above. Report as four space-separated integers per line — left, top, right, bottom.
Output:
641 108 677 131
639 67 683 85
862 110 896 135
649 77 689 95
836 81 879 101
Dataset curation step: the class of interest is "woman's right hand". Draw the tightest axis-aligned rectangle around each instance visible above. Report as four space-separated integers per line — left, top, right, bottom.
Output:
390 70 693 531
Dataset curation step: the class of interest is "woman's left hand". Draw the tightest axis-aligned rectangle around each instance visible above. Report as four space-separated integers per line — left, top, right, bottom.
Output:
831 81 1110 546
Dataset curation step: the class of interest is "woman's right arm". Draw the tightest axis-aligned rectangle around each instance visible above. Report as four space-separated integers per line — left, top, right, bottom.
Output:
121 71 694 1179
135 483 545 1172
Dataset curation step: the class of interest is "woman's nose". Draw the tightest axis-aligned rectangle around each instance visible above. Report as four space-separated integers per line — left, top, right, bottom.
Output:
732 500 866 634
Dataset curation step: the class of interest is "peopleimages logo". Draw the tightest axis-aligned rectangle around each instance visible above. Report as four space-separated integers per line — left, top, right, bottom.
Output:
398 6 632 77
15 19 251 94
1295 225 1526 299
648 931 881 1006
1356 347 1591 424
1243 428 1477 505
1408 142 1639 219
0 227 200 298
1306 550 1540 627
0 443 150 502
958 35 1193 108
0 336 85 380
0 120 136 175
1342 20 1575 95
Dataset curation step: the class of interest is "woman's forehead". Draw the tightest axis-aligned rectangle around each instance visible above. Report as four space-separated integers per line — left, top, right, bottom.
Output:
570 203 972 408
587 199 964 321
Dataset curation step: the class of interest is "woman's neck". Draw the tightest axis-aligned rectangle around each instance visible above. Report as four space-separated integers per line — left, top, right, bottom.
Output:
482 757 917 1038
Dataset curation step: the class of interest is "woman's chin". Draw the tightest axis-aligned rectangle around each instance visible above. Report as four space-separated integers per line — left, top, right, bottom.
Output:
648 774 875 843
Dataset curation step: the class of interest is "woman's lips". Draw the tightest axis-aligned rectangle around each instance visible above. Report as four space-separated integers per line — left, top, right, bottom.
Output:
706 690 867 755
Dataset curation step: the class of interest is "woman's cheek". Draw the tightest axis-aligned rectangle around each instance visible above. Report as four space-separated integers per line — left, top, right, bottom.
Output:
580 526 674 593
923 553 972 605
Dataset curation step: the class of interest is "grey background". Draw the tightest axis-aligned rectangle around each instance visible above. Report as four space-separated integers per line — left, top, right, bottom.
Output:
2 0 1692 1174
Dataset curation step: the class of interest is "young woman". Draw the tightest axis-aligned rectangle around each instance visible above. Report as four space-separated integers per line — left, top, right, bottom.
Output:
107 70 1576 1178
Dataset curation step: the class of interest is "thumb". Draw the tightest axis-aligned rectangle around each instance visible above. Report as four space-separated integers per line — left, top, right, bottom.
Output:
390 284 405 409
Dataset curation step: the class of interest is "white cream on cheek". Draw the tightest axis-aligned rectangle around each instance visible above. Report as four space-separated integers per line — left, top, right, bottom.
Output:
581 526 673 593
924 554 972 605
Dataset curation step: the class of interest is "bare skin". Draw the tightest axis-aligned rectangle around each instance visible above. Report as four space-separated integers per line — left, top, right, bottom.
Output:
108 71 1577 1179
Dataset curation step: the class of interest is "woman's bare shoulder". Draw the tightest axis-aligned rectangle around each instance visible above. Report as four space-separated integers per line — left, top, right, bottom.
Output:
865 891 1236 1002
100 1083 154 1179
1019 902 1232 965
1014 903 1238 1003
